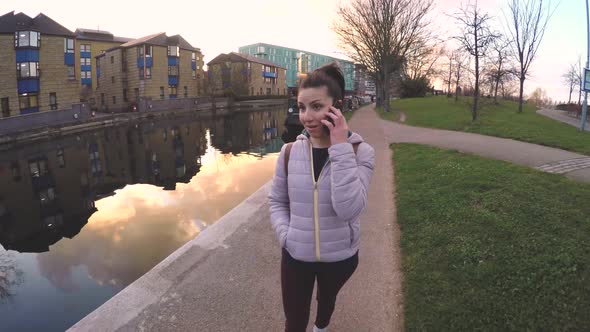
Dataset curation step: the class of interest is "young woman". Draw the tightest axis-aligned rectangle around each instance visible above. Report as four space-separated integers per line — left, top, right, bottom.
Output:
269 63 375 332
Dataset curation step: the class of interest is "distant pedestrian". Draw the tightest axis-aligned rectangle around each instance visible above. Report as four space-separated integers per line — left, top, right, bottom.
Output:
269 62 375 332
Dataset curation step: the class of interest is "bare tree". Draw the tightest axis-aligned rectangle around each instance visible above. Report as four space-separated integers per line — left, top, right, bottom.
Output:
562 63 579 104
453 2 498 121
334 0 434 112
453 51 469 101
442 49 455 95
506 0 555 112
574 56 583 105
488 35 515 103
0 252 24 301
404 38 444 81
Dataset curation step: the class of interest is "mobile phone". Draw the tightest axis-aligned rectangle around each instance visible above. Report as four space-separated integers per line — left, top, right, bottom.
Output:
323 100 341 134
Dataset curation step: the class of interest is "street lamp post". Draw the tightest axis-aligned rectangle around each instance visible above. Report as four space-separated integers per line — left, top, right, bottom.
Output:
581 0 589 131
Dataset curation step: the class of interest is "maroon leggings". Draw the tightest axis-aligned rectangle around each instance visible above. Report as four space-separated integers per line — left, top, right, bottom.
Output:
281 249 359 332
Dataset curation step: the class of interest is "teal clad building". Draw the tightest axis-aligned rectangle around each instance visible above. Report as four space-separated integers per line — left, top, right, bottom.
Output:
238 43 354 94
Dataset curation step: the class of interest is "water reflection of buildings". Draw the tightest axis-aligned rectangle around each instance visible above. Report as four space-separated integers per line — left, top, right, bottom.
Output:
0 109 285 253
210 109 284 156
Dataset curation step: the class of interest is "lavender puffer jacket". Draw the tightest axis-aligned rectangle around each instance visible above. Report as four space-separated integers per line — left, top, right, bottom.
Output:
269 132 375 262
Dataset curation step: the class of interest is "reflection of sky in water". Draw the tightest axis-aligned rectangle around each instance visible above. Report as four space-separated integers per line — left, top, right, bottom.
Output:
0 132 279 332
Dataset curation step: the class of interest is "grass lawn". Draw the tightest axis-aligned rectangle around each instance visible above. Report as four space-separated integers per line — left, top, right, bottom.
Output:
379 96 590 155
394 143 590 331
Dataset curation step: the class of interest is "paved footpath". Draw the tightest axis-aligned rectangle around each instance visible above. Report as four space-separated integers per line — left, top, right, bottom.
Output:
383 108 590 184
537 108 589 131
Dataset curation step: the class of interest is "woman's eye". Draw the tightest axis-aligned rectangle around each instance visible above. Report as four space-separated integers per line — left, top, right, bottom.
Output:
313 104 322 110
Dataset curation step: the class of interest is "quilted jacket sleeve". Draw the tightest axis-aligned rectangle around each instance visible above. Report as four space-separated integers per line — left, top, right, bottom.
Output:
268 143 290 247
329 142 375 221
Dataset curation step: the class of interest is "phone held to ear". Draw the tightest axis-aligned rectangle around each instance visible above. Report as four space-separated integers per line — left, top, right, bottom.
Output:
323 100 342 134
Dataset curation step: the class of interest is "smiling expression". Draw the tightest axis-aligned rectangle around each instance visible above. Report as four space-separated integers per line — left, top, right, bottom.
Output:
297 86 334 138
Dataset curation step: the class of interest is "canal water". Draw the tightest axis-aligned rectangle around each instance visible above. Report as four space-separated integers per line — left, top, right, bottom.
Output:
0 107 293 331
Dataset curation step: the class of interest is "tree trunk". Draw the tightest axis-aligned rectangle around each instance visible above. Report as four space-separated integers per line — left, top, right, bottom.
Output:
383 69 391 113
473 50 479 122
518 75 525 113
567 83 573 104
494 77 500 103
375 80 383 107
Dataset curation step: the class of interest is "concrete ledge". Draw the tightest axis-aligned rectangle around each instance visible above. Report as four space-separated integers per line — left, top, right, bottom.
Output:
68 181 273 331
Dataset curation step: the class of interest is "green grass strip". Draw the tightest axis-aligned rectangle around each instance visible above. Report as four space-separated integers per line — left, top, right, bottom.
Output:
393 143 590 331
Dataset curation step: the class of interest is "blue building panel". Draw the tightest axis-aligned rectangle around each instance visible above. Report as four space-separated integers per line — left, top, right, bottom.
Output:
168 76 178 86
191 62 196 70
97 67 100 78
263 72 277 78
18 79 40 94
16 49 39 62
80 51 92 58
81 78 92 86
81 65 92 72
137 57 144 68
146 57 153 68
168 57 179 66
20 107 39 115
64 53 75 66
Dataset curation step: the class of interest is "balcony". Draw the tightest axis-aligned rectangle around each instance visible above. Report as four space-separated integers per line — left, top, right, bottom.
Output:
18 79 40 94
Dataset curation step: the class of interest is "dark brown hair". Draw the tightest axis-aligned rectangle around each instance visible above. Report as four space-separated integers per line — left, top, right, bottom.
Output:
299 62 345 102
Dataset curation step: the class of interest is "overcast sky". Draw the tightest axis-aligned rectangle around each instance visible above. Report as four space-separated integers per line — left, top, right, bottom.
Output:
1 0 583 102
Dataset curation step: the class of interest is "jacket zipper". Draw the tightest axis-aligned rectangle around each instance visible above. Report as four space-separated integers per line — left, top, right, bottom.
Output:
309 141 329 261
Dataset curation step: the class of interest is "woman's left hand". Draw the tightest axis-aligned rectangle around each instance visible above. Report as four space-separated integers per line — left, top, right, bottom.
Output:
321 106 349 145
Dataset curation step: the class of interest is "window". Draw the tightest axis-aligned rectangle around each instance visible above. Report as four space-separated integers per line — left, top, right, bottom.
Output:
192 52 196 61
192 69 196 79
183 86 188 98
1 97 9 118
110 76 115 83
112 96 116 105
19 94 38 110
15 31 40 48
81 71 91 79
81 58 91 66
57 149 65 168
100 93 105 105
39 188 56 205
17 62 39 78
110 56 114 64
123 89 129 102
29 159 48 177
160 87 165 99
197 65 200 70
168 66 179 76
121 50 127 72
168 46 180 57
137 46 143 58
169 86 177 97
251 87 254 95
145 46 153 57
64 38 74 53
49 93 57 110
134 88 139 101
267 88 271 95
145 67 152 79
11 162 21 181
67 66 75 79
80 44 91 52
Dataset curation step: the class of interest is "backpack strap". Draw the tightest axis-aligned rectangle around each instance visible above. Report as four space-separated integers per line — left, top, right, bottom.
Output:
283 142 361 176
283 142 294 176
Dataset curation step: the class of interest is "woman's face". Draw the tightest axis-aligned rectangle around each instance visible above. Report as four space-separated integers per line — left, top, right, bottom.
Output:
298 86 334 139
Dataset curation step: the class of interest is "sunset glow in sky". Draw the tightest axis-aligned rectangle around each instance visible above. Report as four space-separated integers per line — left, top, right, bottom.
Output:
1 0 583 102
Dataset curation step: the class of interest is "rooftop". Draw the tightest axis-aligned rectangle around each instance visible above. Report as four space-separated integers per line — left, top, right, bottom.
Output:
0 11 74 36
